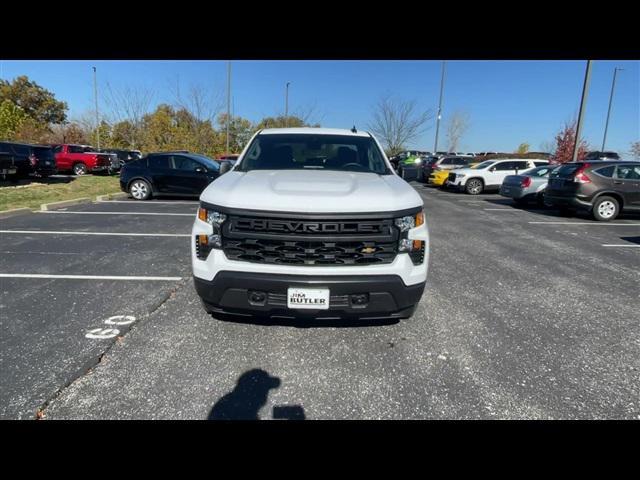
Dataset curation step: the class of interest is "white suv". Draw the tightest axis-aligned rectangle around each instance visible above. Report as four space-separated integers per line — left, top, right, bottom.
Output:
191 128 429 321
446 158 549 195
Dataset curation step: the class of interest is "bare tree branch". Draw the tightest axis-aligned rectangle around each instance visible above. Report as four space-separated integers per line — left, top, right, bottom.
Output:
102 82 155 149
367 94 432 155
446 111 470 152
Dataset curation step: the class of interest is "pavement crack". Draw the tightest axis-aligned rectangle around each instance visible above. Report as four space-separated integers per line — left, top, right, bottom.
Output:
32 278 188 419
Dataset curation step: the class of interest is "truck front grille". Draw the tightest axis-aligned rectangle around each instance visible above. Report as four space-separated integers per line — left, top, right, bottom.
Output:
221 214 399 266
448 172 456 182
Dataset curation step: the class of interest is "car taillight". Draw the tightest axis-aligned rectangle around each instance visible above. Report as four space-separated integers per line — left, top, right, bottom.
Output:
573 163 591 183
521 177 532 188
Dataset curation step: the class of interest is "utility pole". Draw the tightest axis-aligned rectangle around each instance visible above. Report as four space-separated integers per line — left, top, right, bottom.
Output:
93 66 100 149
573 60 593 162
433 61 446 154
285 82 290 127
601 67 623 151
226 61 231 155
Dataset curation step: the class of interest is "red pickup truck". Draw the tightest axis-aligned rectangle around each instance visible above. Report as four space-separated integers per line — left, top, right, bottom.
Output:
51 144 112 175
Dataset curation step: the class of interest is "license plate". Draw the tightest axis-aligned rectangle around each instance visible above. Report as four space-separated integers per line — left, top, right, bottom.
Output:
503 187 511 193
287 288 330 310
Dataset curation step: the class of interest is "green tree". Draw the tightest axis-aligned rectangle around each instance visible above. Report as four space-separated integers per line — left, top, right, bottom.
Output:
217 113 255 153
111 120 136 149
0 99 29 139
516 142 530 154
0 76 68 124
255 115 319 130
89 120 112 148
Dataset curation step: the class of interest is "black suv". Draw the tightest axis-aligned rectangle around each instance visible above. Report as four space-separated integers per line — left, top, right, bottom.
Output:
119 152 222 200
545 161 640 221
0 141 34 179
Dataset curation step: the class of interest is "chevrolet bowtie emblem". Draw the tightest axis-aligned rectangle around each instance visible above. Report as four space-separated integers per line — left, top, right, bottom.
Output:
361 247 376 254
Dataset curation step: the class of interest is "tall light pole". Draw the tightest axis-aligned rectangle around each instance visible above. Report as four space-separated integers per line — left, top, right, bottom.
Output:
601 67 623 152
572 60 593 162
92 66 100 150
285 82 291 127
433 61 446 154
226 61 231 155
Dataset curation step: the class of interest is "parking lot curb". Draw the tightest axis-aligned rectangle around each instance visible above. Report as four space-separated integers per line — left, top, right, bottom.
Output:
96 192 129 201
0 207 33 219
40 198 92 211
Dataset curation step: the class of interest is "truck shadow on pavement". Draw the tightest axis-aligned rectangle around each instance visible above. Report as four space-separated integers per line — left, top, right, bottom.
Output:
208 369 306 420
211 312 399 329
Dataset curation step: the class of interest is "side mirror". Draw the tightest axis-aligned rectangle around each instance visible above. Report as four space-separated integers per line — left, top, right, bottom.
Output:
195 167 206 173
489 167 496 172
219 161 232 175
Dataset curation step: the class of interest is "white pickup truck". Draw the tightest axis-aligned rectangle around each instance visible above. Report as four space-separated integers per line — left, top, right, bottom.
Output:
191 128 429 321
446 158 550 194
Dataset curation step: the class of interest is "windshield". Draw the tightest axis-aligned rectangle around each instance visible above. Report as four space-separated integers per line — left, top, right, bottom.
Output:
473 160 495 170
529 166 553 177
236 134 391 174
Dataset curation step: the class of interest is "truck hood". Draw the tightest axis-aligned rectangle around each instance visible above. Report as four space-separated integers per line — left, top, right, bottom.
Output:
200 170 423 213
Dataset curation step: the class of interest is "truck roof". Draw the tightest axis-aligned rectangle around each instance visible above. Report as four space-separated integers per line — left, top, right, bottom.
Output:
258 127 371 138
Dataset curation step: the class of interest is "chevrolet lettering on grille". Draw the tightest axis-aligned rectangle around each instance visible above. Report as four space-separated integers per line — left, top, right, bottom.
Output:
233 219 384 234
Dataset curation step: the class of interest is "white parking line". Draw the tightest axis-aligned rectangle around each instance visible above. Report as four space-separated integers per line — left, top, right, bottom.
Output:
0 274 183 281
37 211 194 217
602 244 640 248
97 200 199 205
529 222 640 226
484 208 525 211
0 230 190 237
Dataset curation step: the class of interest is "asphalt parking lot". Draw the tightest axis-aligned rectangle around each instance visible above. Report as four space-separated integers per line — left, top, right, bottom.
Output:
1 186 638 419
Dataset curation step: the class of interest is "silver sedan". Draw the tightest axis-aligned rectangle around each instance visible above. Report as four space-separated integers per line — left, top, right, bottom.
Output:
500 165 557 206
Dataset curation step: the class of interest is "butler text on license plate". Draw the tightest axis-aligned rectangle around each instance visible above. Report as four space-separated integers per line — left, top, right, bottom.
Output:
287 288 330 310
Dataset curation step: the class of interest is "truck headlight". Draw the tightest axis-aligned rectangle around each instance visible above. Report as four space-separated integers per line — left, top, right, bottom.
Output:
457 173 466 178
395 211 424 233
196 207 226 253
395 211 425 265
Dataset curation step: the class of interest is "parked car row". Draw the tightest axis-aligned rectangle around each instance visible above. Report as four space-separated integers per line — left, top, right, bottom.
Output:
419 154 639 221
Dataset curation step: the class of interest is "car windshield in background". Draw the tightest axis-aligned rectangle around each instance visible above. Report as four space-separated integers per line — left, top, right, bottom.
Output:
474 161 495 169
529 166 553 177
236 134 390 174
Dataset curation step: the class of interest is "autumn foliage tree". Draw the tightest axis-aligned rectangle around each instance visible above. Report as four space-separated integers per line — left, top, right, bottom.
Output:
550 121 589 163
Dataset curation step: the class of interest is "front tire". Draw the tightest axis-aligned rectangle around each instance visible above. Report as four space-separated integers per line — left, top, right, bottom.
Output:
592 196 619 222
129 179 152 200
465 178 483 195
73 163 88 176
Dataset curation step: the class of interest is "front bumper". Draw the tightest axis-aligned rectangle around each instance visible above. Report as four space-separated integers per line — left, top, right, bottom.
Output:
194 272 425 320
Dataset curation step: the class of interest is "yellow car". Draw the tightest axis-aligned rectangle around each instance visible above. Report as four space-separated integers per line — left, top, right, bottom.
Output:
428 163 481 186
427 168 450 186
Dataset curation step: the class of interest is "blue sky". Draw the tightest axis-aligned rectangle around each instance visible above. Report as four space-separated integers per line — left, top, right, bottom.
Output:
1 60 638 155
